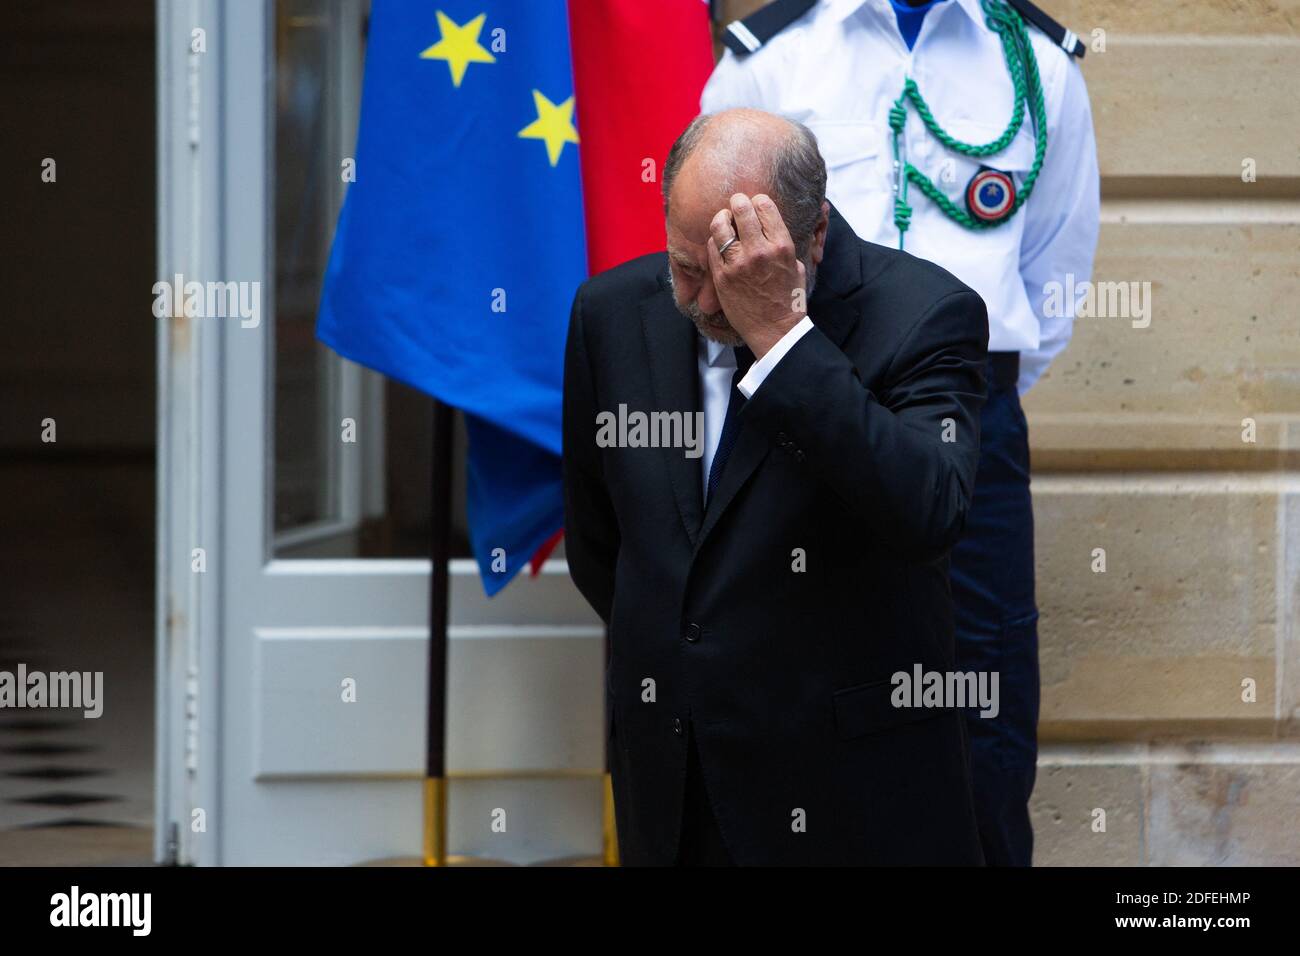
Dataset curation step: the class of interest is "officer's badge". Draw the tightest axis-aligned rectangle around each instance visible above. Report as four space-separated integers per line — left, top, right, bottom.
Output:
965 165 1016 222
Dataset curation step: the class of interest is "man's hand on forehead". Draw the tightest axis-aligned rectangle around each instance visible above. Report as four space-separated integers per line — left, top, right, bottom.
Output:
705 192 807 360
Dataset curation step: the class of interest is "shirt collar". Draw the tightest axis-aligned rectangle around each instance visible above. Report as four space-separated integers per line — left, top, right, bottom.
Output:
698 331 735 368
827 0 980 27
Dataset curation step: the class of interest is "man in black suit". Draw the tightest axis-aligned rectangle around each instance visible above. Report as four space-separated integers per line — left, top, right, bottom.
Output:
562 108 989 865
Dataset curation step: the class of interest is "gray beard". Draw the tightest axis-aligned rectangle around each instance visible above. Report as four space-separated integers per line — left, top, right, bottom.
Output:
666 259 818 347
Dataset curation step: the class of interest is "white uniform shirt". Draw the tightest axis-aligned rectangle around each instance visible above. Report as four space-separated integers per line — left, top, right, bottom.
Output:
701 0 1100 394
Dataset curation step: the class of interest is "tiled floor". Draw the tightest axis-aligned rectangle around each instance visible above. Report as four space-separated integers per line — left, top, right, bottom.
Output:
0 459 155 865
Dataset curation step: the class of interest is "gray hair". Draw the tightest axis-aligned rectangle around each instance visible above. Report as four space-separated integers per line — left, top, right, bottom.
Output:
661 111 828 259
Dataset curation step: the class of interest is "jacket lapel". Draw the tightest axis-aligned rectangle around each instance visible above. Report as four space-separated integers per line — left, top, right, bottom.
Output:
798 201 864 352
640 279 705 547
693 395 771 556
692 202 865 556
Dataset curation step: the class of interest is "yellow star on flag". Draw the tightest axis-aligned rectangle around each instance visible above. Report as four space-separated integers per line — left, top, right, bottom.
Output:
419 11 495 88
517 90 579 167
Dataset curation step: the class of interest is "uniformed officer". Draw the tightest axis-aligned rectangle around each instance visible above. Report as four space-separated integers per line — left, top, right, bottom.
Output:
701 0 1100 865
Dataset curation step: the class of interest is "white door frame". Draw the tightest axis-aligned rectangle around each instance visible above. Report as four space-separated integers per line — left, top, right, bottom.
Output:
155 0 603 866
155 0 227 866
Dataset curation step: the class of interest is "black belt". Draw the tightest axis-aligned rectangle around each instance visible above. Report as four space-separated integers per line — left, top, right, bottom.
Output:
988 351 1019 392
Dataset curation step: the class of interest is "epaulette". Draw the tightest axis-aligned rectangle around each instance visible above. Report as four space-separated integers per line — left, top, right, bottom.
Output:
720 0 817 58
1006 0 1086 59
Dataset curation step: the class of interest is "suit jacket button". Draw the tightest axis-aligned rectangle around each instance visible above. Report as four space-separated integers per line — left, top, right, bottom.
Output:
794 450 806 462
777 431 788 442
684 622 702 643
673 718 683 735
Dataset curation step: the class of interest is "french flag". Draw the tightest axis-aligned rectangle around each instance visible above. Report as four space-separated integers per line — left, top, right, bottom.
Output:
507 0 717 587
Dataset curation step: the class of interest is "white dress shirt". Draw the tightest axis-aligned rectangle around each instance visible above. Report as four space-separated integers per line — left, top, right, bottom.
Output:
697 316 814 499
701 0 1100 394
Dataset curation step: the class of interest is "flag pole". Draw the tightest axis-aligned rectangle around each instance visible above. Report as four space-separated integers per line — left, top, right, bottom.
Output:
602 624 620 866
422 398 454 866
359 400 514 867
530 624 620 866
408 407 620 868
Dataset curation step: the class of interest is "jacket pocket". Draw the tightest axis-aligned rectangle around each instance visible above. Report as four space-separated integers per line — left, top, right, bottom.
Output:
832 676 950 740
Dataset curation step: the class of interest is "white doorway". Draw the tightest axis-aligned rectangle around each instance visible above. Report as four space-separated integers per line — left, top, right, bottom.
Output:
154 0 604 865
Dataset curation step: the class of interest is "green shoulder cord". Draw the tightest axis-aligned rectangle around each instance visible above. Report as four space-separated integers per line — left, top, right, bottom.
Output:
888 0 1049 249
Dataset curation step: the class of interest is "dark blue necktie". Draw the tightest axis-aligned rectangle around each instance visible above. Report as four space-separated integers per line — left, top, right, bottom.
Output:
706 344 755 506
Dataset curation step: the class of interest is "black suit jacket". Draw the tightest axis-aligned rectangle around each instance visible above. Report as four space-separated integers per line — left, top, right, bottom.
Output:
562 204 990 865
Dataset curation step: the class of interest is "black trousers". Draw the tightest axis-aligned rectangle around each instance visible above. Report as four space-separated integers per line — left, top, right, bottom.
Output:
949 353 1039 866
674 719 735 866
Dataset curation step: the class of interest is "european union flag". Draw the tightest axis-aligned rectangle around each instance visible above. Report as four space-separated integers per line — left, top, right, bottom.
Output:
317 2 586 595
